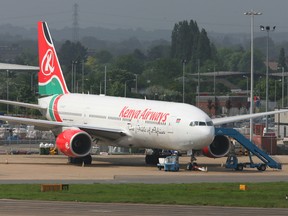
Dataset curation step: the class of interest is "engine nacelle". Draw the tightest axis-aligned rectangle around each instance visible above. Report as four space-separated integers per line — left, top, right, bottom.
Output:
202 134 231 158
56 129 92 157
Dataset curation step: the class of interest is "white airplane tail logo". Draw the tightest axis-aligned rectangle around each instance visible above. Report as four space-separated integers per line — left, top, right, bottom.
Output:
41 49 55 76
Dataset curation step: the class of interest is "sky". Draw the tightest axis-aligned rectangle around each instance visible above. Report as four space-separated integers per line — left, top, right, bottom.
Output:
0 0 288 33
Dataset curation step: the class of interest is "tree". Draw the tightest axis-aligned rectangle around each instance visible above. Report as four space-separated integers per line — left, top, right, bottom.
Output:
197 29 211 61
147 45 170 60
113 54 143 75
214 97 220 116
207 99 214 116
141 58 181 89
171 20 214 65
225 99 232 116
238 50 265 73
278 47 287 71
58 40 88 74
14 52 37 66
95 50 113 64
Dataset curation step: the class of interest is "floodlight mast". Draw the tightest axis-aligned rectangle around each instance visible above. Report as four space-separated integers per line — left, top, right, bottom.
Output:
260 24 276 133
244 10 262 141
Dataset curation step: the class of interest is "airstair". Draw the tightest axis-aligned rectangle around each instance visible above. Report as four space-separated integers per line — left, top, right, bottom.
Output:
215 128 282 170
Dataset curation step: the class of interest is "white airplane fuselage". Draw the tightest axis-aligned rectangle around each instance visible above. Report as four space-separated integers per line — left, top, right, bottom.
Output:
39 94 215 151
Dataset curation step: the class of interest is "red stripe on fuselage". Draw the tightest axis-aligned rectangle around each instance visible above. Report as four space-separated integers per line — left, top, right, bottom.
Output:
53 95 63 122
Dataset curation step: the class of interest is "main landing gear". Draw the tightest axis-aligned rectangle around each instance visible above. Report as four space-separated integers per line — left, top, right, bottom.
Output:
145 149 173 165
145 149 162 165
68 154 92 165
186 150 206 171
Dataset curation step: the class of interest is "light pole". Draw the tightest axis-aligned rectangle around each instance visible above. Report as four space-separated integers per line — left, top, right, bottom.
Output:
213 66 216 96
286 69 288 107
243 75 249 97
282 67 284 107
104 65 107 95
245 10 262 141
6 70 9 114
182 59 186 103
81 60 84 93
124 79 136 97
260 25 275 131
280 67 285 108
197 59 200 107
124 81 127 97
134 74 138 93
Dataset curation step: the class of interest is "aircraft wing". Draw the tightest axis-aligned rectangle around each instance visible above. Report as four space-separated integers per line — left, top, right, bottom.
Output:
212 109 286 125
0 115 126 141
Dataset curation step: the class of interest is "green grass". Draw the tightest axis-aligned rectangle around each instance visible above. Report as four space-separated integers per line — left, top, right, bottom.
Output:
0 183 288 208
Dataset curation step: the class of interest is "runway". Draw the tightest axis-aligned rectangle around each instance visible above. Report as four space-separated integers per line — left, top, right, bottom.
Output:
0 200 287 216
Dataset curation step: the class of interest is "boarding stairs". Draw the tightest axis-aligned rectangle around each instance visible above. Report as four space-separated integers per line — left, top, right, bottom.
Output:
215 127 282 170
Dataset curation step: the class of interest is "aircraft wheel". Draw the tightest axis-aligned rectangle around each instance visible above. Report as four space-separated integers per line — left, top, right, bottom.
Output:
236 164 243 171
145 155 159 165
68 155 92 165
186 163 192 170
68 157 82 164
83 154 92 165
257 164 266 171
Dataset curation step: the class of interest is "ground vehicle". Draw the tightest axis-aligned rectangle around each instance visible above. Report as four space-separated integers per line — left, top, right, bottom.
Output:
157 155 179 171
225 154 267 171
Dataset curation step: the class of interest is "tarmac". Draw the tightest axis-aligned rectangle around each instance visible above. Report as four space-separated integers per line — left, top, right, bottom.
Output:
0 153 288 215
0 153 287 184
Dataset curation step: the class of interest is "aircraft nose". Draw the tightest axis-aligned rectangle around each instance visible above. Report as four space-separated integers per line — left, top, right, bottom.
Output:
203 126 215 144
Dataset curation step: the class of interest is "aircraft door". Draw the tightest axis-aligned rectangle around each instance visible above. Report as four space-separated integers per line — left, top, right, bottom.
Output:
167 116 177 134
83 106 90 125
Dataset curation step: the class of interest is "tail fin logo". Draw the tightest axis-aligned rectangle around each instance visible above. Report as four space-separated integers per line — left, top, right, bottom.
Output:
41 49 55 76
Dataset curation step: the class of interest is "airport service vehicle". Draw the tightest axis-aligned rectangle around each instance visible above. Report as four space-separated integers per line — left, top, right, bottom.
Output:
0 21 286 166
157 155 180 171
225 154 267 171
163 155 180 172
216 127 281 171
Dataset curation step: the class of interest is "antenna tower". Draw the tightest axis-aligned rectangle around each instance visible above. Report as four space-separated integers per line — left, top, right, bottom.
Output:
72 3 79 42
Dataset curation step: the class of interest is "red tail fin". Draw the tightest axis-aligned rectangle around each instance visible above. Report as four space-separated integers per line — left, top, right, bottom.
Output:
38 21 69 95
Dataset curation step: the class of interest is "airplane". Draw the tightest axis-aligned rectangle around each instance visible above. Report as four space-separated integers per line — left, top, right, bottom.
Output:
0 21 286 167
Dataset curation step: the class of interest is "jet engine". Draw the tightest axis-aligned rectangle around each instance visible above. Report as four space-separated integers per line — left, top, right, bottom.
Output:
56 129 92 157
202 134 231 158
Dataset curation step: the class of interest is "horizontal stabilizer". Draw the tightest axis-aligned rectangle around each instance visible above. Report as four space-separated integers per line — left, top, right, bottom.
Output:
0 99 44 110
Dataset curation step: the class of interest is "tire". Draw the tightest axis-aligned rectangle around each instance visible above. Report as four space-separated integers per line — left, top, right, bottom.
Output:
145 155 159 165
257 164 266 171
68 157 82 164
236 164 244 171
83 155 92 165
186 163 192 170
68 155 92 165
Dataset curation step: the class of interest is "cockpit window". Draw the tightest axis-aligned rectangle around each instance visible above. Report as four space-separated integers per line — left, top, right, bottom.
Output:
189 121 214 127
207 121 214 126
189 121 197 126
199 121 206 126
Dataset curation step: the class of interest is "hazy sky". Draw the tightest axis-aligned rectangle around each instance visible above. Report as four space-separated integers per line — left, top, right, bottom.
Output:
0 0 288 33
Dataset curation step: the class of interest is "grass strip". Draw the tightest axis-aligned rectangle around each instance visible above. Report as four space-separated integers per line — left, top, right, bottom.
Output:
0 182 288 208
